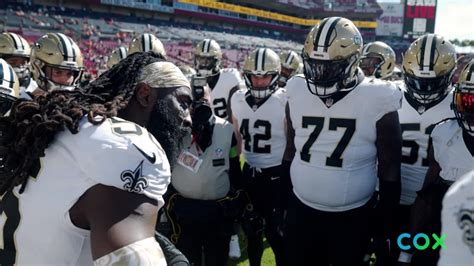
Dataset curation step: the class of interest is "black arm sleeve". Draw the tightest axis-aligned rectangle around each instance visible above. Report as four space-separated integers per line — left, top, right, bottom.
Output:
377 179 401 237
375 111 402 238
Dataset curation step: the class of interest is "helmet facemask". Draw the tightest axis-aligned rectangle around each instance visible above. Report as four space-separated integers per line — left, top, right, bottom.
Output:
360 54 384 78
404 70 454 106
4 55 31 87
303 53 359 98
13 65 30 81
194 55 220 77
278 66 296 87
244 72 279 99
33 59 83 92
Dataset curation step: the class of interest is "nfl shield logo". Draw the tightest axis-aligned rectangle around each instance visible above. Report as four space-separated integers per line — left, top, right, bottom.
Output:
214 148 224 158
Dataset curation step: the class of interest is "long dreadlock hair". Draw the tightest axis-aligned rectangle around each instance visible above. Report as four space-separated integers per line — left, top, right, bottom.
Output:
0 52 166 195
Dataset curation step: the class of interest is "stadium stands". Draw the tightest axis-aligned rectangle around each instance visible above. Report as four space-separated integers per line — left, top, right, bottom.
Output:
1 3 306 76
1 1 470 78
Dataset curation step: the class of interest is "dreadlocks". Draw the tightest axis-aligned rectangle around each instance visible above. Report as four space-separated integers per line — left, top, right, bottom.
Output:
0 52 166 195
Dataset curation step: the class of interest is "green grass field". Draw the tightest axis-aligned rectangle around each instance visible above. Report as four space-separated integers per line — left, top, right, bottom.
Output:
228 233 275 266
229 157 276 265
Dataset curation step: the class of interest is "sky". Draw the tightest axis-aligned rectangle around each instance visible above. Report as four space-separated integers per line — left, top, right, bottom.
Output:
377 0 474 40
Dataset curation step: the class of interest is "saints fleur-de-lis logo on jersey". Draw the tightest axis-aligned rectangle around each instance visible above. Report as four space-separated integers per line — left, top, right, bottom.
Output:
457 209 474 254
120 160 149 193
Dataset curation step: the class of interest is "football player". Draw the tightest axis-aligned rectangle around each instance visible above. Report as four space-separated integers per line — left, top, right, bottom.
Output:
277 50 301 87
438 171 474 266
401 60 474 266
29 33 84 97
129 33 166 57
359 41 396 80
0 59 19 115
393 34 457 265
231 48 290 266
0 52 192 265
284 17 402 265
0 32 37 98
107 46 128 69
194 39 242 121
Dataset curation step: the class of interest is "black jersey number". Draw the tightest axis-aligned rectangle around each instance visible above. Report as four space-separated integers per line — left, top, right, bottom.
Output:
0 157 41 264
213 98 227 118
0 190 21 265
239 119 271 154
300 117 356 167
401 123 435 166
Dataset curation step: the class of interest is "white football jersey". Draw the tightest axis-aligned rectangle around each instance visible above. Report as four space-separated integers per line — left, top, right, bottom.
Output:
286 76 402 212
210 68 242 120
19 78 37 100
438 171 474 266
231 88 288 169
0 116 170 265
398 89 454 205
431 119 474 182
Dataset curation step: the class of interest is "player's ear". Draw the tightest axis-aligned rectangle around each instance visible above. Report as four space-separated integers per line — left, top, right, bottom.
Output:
134 83 153 108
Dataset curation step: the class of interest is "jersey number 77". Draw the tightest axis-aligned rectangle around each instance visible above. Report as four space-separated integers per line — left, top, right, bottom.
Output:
300 116 356 168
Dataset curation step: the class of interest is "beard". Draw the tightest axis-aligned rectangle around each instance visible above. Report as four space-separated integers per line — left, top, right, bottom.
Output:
146 99 191 168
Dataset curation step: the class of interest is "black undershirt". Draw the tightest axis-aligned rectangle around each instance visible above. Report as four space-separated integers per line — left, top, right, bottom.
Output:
206 72 220 91
317 89 352 107
315 73 363 107
245 90 271 110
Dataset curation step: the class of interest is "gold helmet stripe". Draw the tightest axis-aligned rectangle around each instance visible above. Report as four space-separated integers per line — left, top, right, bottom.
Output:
420 34 437 72
56 33 76 62
316 17 341 53
0 60 15 89
203 39 210 53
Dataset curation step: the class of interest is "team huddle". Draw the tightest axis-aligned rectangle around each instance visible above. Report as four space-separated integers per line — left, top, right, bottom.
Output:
0 16 473 266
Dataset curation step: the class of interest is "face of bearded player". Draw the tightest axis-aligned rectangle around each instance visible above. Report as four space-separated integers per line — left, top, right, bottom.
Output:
146 86 192 166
